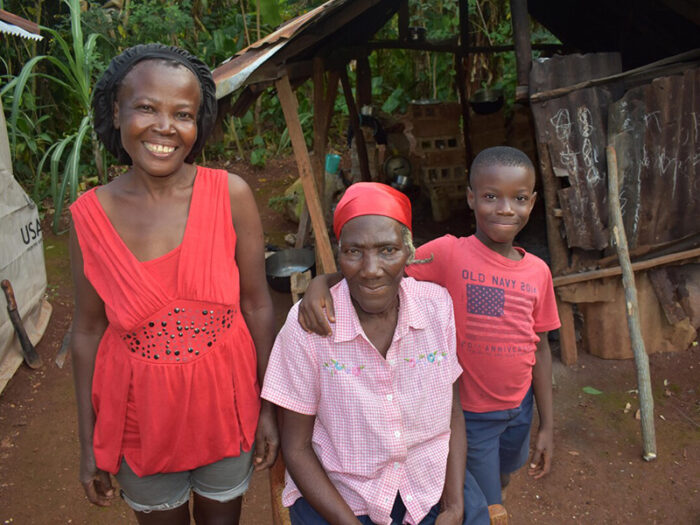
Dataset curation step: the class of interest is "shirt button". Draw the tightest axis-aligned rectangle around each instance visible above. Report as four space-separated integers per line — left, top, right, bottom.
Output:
388 359 396 366
386 394 393 401
394 430 401 438
406 495 413 502
384 496 390 503
394 462 400 469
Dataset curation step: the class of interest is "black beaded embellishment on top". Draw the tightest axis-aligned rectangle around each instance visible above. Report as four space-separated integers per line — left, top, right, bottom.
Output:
121 304 237 363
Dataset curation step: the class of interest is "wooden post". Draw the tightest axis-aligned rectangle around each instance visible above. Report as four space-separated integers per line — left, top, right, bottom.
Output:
298 63 340 250
556 300 577 365
535 142 578 363
552 247 700 288
339 66 372 182
356 54 372 108
606 145 657 461
509 0 532 102
457 0 472 165
312 58 327 194
398 0 409 41
276 75 337 274
269 453 291 525
294 208 310 249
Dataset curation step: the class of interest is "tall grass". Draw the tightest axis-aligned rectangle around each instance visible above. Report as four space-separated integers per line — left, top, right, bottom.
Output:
1 0 104 232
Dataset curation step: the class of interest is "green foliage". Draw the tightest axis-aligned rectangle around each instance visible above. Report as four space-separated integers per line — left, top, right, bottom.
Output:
268 193 294 214
250 135 268 167
1 0 560 226
258 0 282 28
128 0 195 47
1 0 105 231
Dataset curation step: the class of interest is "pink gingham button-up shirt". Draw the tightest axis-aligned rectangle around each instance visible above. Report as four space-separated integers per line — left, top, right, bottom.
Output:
262 277 462 525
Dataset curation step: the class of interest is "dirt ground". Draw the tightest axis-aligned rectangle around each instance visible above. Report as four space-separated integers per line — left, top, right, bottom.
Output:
1 157 698 524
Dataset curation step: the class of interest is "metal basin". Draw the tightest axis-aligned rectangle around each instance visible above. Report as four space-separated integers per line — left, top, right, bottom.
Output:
469 88 504 115
265 248 316 293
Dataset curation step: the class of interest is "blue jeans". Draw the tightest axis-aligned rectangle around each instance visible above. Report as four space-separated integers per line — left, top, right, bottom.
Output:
463 469 489 525
289 494 440 525
463 387 534 505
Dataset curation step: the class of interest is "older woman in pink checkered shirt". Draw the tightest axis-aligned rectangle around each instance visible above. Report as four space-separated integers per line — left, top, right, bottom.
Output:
262 183 470 525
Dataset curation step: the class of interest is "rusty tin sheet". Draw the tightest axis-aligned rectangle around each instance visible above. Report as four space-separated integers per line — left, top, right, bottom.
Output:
531 53 622 251
608 68 700 249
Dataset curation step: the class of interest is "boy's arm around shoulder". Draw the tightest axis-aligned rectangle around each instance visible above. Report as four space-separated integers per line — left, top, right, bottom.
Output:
298 272 342 336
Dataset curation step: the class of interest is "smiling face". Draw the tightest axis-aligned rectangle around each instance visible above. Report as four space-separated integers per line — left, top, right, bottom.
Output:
338 215 410 318
113 60 200 178
467 163 536 257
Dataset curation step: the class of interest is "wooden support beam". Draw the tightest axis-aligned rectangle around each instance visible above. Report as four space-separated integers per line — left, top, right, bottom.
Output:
456 0 472 166
310 60 340 239
323 72 339 137
295 207 310 249
269 449 291 525
533 143 576 364
398 0 409 41
607 145 656 461
509 0 532 102
536 143 570 276
458 0 469 53
357 40 563 54
313 58 327 194
553 247 700 288
356 54 372 108
556 299 577 365
339 66 371 182
275 75 337 274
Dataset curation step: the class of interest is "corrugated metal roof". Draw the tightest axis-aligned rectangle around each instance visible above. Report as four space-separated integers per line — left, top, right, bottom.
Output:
212 0 349 99
212 0 400 102
0 10 42 41
0 21 42 41
609 68 700 249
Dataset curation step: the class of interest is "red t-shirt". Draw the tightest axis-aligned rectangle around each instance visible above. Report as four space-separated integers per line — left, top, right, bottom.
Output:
406 235 560 412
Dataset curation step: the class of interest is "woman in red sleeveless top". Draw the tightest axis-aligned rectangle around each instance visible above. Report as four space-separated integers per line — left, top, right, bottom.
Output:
69 44 278 524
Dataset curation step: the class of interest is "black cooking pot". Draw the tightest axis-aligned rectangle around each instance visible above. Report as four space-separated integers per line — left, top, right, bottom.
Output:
265 248 316 293
469 88 504 115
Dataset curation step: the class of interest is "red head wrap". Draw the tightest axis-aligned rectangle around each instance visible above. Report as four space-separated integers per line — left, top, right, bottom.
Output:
333 182 412 239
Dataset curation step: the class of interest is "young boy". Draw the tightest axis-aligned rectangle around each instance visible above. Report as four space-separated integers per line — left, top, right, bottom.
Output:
298 146 560 515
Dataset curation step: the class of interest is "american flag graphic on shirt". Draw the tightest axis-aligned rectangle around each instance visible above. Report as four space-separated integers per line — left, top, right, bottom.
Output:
467 284 505 317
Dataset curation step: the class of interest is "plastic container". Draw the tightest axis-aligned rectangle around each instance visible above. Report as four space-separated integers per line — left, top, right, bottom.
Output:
325 153 341 175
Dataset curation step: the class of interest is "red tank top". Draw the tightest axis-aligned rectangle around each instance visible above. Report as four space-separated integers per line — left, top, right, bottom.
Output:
70 167 260 476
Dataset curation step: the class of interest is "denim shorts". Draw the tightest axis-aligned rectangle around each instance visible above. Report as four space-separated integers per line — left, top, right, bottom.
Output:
463 387 534 505
115 448 253 513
